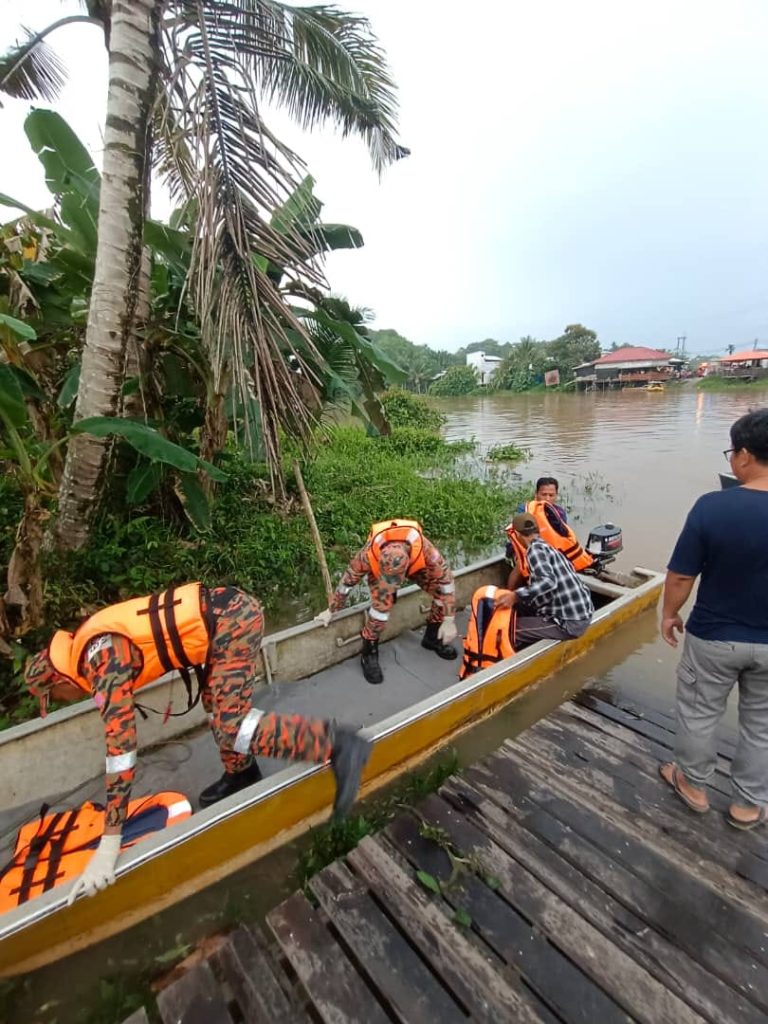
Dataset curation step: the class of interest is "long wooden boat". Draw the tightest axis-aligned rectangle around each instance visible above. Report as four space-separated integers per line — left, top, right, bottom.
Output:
0 554 662 977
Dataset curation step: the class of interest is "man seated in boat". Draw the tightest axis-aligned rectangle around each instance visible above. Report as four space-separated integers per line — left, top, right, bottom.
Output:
24 583 371 903
517 476 569 523
507 482 594 589
314 518 458 684
496 513 594 649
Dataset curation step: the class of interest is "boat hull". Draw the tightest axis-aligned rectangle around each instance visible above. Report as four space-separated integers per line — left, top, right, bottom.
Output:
0 564 662 977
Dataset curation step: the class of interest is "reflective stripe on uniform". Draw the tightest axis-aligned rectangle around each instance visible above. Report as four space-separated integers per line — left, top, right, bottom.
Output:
369 607 390 622
167 799 192 819
439 582 455 594
106 750 137 774
406 528 420 545
234 708 264 754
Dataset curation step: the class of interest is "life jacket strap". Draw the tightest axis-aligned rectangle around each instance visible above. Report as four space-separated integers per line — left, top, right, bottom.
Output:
137 585 212 713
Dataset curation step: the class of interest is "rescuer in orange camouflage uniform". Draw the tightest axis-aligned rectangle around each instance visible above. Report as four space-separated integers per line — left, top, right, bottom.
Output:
25 585 370 904
314 519 458 684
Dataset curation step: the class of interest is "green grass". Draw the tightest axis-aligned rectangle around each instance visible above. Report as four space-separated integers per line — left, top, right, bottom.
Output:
696 376 768 391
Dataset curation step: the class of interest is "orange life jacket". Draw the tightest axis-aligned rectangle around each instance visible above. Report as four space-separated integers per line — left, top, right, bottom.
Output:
459 585 517 680
0 792 191 911
525 500 594 572
366 518 427 577
46 583 214 694
505 528 530 580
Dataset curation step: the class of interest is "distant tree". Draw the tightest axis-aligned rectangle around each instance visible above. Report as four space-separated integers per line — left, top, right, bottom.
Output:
429 365 479 396
490 336 548 391
369 328 461 392
546 324 600 379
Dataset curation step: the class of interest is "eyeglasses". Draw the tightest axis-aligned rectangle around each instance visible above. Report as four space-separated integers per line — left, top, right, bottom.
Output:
723 448 737 462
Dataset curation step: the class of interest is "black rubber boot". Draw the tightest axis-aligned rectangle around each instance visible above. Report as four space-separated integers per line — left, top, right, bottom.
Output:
361 637 384 684
330 726 373 820
198 761 263 808
421 620 458 660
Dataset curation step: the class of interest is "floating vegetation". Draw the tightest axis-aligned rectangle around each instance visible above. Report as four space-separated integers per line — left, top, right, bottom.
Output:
486 443 531 463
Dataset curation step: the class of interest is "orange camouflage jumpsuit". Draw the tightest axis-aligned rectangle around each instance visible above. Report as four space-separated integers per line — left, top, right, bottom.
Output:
329 538 456 641
83 587 332 828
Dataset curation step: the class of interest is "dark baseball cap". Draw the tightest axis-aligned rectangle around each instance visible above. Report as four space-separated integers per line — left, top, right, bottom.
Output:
511 512 539 535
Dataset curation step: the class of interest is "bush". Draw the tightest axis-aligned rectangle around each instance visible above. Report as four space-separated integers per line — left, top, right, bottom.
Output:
379 427 445 458
487 443 531 462
429 365 479 397
380 388 445 432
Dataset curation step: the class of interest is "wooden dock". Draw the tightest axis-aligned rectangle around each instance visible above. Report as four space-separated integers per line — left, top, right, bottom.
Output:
132 695 768 1024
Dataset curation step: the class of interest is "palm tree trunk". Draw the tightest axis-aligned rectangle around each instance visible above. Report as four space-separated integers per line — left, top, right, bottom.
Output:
53 0 162 551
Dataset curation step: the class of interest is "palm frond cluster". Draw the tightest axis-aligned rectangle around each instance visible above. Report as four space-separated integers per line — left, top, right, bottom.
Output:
0 0 407 492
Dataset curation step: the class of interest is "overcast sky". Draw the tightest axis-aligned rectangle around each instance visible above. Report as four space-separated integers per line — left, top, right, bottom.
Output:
2 1 768 355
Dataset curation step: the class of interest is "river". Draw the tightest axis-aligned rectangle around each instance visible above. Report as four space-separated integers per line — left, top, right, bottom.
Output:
437 383 765 723
9 383 768 1022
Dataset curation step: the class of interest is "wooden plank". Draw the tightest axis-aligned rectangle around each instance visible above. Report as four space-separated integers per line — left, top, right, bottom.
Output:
511 722 768 886
512 716 768 884
267 891 390 1024
461 751 768 973
310 860 467 1024
347 835 547 1024
211 926 309 1024
409 792 705 1024
543 707 736 806
385 812 635 1024
558 701 734 796
156 960 234 1024
574 694 737 760
444 773 768 1023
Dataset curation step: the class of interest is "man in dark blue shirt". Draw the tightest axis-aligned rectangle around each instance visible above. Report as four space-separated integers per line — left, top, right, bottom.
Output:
660 408 768 829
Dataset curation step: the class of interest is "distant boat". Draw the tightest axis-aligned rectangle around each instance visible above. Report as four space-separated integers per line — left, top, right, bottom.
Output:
645 382 665 392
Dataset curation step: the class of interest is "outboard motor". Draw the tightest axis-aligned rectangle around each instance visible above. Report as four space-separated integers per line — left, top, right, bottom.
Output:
585 522 623 572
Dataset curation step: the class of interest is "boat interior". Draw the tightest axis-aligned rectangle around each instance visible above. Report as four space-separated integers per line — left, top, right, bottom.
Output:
0 559 625 863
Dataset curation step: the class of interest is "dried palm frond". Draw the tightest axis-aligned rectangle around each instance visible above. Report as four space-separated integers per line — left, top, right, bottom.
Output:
160 4 332 493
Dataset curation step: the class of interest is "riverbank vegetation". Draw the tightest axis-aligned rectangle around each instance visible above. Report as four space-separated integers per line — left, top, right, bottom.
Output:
371 325 601 394
696 376 768 392
487 442 531 462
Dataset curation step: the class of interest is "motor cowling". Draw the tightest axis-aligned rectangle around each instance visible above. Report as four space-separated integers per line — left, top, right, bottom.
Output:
586 523 623 565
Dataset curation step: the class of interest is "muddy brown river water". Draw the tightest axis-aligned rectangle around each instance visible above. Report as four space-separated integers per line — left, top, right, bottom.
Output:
10 382 768 1022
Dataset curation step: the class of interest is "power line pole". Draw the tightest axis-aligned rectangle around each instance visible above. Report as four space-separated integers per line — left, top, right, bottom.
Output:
676 335 687 357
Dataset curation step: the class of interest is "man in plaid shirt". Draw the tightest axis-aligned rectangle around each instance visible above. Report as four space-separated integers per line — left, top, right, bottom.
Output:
496 512 593 649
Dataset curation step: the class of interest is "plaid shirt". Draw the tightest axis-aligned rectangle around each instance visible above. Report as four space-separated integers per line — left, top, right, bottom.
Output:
516 537 594 626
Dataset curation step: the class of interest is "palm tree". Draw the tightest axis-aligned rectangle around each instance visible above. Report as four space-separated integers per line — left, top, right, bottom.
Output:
0 1 406 550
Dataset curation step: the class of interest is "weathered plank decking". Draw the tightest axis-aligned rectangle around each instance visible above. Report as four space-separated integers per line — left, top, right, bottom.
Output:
141 695 768 1024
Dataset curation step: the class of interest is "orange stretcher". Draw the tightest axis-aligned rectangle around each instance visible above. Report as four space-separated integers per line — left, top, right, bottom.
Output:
0 792 192 912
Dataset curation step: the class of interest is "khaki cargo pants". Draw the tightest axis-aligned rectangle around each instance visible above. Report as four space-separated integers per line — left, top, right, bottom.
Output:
675 632 768 807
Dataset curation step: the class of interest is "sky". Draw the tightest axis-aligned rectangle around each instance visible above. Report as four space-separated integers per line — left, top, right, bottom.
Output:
2 1 768 355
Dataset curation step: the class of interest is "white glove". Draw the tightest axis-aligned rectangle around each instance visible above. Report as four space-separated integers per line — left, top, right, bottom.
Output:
314 608 333 628
67 833 121 905
438 616 457 644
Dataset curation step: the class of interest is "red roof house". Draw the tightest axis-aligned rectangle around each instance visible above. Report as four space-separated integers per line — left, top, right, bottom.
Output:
574 346 673 388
